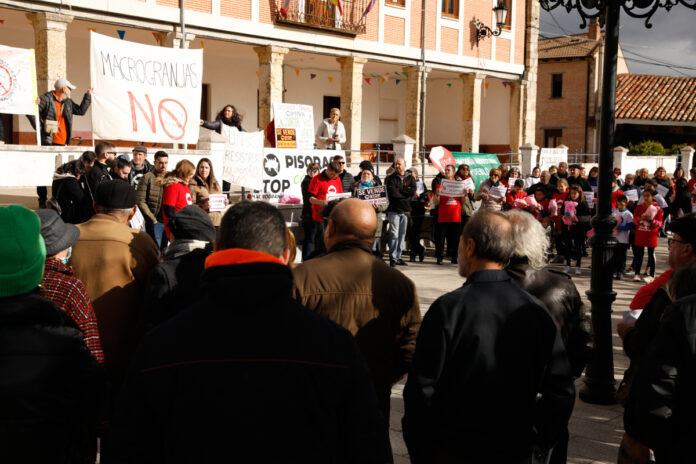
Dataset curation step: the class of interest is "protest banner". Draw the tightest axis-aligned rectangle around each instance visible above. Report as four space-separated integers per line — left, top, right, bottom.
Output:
208 194 227 212
0 45 37 116
273 103 315 150
439 179 468 197
624 189 639 202
260 148 337 202
356 185 388 205
539 148 567 172
220 125 265 190
90 31 203 144
327 192 352 202
451 152 502 193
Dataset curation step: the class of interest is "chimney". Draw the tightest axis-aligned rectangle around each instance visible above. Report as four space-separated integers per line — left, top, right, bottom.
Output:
588 18 600 41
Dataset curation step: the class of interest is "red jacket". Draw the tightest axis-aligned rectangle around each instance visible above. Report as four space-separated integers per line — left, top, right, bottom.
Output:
308 171 343 222
162 181 193 234
633 202 663 248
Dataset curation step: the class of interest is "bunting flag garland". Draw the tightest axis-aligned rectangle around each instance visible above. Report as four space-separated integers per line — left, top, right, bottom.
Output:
88 27 96 32
152 31 160 44
200 40 205 50
365 78 371 84
0 20 5 25
395 79 401 85
381 77 386 83
484 82 489 89
502 81 507 88
256 71 260 77
280 0 291 16
402 71 408 77
447 83 452 87
310 73 317 79
328 76 334 83
295 68 300 76
362 0 377 17
117 30 126 40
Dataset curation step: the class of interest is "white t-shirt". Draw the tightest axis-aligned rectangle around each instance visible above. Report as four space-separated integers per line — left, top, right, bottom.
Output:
612 208 633 244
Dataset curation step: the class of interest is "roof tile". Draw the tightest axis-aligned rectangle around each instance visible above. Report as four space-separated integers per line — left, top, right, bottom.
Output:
538 33 599 60
616 74 696 122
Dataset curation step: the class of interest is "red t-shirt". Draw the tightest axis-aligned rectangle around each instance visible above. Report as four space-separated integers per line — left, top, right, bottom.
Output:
611 190 624 209
506 190 527 204
308 172 343 222
162 181 193 233
436 185 461 223
688 178 696 195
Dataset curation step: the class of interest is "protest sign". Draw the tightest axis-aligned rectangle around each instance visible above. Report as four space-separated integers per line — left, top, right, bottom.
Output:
539 148 567 172
327 192 352 202
428 146 455 173
462 177 475 192
260 149 337 202
625 189 639 202
489 185 507 199
90 32 203 144
221 125 265 190
439 180 468 197
584 192 595 204
129 206 144 230
451 152 501 193
656 183 669 198
208 194 227 212
655 194 668 208
416 180 425 195
0 45 37 116
356 185 388 206
273 103 315 150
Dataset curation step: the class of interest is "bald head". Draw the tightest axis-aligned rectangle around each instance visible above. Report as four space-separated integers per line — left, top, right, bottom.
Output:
327 198 377 244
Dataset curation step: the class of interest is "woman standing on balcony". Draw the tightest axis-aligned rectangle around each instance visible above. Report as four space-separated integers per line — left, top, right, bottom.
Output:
315 108 346 150
200 104 244 133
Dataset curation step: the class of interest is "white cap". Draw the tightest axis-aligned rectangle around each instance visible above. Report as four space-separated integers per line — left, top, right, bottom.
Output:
54 78 76 90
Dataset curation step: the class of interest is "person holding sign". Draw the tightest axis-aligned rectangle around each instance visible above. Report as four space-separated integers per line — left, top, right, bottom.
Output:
315 108 346 150
432 165 462 265
307 161 343 257
475 168 506 211
632 189 663 284
189 158 225 227
161 160 195 238
27 78 92 209
352 169 388 257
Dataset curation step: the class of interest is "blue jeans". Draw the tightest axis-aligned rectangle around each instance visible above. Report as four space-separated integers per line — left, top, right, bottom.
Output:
146 222 168 251
387 212 408 262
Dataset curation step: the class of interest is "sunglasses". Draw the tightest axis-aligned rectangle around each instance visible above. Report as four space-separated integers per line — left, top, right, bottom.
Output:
337 161 345 165
308 169 318 173
460 167 469 171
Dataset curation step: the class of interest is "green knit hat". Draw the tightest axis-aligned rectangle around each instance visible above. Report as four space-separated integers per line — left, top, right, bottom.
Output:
0 205 46 298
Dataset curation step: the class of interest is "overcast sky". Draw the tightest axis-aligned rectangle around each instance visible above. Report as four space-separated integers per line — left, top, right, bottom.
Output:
540 5 696 77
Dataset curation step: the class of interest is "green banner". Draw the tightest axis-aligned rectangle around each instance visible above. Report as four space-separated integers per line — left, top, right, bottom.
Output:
451 152 501 192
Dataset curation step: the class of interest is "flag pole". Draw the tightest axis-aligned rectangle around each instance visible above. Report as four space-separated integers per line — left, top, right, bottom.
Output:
30 49 40 146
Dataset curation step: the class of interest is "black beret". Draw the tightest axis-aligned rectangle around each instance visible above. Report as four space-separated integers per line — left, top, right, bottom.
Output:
95 179 137 209
168 205 216 242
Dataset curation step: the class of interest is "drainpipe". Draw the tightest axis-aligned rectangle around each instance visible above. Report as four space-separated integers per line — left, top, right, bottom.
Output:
180 0 187 49
419 0 427 156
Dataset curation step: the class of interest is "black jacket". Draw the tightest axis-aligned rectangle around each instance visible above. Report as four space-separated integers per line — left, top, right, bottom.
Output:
84 161 112 217
338 170 355 195
549 172 568 186
403 270 575 463
507 258 592 377
107 260 391 463
28 91 91 146
139 245 211 338
385 171 417 214
0 292 101 463
202 119 243 133
52 175 88 224
301 175 313 220
624 295 696 463
567 175 592 192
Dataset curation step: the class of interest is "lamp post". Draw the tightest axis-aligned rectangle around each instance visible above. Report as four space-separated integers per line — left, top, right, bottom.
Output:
473 1 509 47
539 0 696 405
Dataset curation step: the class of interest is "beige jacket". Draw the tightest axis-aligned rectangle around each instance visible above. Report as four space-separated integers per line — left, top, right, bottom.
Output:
71 214 159 382
189 175 223 227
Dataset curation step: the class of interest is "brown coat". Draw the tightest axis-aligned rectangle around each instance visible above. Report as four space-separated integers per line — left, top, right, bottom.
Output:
293 240 422 415
189 175 223 227
71 214 159 382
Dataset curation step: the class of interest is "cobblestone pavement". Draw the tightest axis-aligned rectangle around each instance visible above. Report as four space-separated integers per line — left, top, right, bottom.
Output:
391 240 670 464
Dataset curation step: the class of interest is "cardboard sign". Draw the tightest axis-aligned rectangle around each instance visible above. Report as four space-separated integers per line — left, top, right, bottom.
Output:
276 128 297 149
539 148 567 172
416 180 425 195
624 189 639 202
584 192 595 204
221 125 265 190
326 192 352 202
0 45 37 115
462 177 475 192
260 149 337 202
655 194 668 208
90 31 203 144
273 103 315 150
356 185 388 205
656 183 669 198
439 179 469 197
129 206 144 231
208 194 227 212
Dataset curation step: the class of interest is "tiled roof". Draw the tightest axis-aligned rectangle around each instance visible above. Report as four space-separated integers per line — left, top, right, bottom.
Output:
538 33 599 60
616 73 696 122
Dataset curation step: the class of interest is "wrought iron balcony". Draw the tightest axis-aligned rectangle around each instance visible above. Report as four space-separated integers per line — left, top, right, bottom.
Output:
274 0 368 36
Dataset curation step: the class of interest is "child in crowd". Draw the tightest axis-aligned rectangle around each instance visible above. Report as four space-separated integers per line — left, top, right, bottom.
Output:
505 179 528 206
551 179 570 262
632 189 663 283
612 195 634 280
560 185 591 276
526 186 557 228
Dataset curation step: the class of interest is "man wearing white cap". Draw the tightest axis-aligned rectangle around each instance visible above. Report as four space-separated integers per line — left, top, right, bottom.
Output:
28 78 92 207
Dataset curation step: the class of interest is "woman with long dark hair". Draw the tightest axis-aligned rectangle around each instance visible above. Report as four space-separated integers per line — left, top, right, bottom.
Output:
200 104 244 133
52 159 88 224
161 160 195 237
189 158 224 227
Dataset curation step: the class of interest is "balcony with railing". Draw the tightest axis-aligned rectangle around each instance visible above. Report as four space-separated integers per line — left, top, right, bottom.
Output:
274 0 368 36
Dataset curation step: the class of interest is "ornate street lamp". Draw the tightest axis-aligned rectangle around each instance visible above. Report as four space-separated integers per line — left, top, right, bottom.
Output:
540 0 696 405
473 1 509 46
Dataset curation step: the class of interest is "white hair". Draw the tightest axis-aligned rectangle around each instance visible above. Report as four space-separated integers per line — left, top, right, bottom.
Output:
503 209 550 269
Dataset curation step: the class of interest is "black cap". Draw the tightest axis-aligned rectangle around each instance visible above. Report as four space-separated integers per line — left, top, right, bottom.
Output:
359 160 374 173
668 213 696 250
133 145 147 154
95 180 137 209
568 163 582 169
168 205 216 242
36 209 80 256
